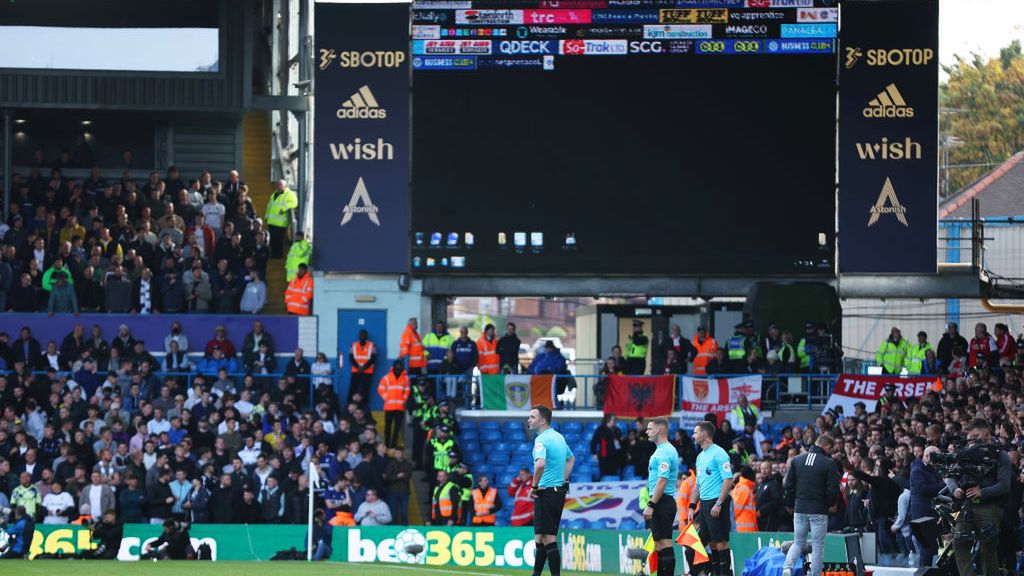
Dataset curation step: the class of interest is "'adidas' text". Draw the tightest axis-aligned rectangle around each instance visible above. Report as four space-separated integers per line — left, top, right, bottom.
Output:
336 85 387 120
862 83 914 118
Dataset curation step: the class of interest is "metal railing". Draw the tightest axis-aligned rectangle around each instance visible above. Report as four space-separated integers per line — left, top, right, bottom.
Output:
14 367 842 412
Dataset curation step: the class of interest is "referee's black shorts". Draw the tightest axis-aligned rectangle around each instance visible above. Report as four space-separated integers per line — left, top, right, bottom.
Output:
698 496 731 543
651 497 677 541
533 488 567 535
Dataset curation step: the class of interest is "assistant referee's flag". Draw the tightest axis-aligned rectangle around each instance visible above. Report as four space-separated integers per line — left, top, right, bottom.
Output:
676 520 709 565
644 533 658 573
482 375 554 410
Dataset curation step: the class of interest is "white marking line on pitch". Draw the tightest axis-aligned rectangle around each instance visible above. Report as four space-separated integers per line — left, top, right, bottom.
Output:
383 565 502 576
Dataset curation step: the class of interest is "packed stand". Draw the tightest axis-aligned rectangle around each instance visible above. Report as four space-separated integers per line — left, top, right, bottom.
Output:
0 165 309 315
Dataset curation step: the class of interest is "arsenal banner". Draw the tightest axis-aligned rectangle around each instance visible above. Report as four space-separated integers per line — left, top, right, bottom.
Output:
679 375 762 430
823 373 941 415
603 375 676 419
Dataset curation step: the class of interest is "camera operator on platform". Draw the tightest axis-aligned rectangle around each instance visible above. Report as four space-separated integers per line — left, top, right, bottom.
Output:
945 418 1011 576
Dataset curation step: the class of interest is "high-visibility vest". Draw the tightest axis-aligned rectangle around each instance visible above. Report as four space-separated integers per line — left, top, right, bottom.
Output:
460 473 474 503
625 337 647 360
472 487 497 524
677 471 695 513
639 486 650 509
329 511 355 526
285 274 313 315
692 336 718 375
265 187 298 228
732 477 757 532
423 332 454 371
797 338 812 368
477 336 500 374
509 480 534 526
876 338 909 373
351 340 376 374
433 481 458 521
431 438 455 472
727 334 746 360
906 342 933 374
778 342 796 366
730 405 760 430
285 239 312 282
378 371 410 412
401 326 426 368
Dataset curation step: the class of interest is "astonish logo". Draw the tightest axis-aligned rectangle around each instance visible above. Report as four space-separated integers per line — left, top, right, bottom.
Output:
868 177 908 227
340 177 380 227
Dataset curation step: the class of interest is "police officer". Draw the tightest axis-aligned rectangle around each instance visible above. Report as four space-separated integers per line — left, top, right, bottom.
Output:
624 320 649 375
781 434 841 576
643 417 679 576
949 419 1011 576
425 425 457 491
528 405 575 576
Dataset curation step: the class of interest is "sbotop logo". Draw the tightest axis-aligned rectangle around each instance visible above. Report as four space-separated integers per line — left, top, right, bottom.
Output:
319 48 406 69
862 84 914 118
336 86 387 120
845 46 934 69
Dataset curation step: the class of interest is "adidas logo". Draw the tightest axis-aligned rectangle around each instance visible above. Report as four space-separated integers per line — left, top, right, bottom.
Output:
336 86 387 120
868 177 908 227
863 84 914 118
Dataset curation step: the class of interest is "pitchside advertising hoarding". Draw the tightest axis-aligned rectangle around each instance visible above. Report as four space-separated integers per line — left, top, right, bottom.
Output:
313 2 410 273
839 0 939 273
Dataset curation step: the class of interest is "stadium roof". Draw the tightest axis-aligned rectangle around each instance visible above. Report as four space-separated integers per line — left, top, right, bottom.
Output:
940 151 1024 219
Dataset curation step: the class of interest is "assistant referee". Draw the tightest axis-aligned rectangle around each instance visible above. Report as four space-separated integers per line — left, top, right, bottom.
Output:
528 405 575 576
690 420 734 576
644 417 679 576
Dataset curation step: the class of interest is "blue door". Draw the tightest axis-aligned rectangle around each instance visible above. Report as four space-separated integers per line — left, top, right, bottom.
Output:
337 309 388 410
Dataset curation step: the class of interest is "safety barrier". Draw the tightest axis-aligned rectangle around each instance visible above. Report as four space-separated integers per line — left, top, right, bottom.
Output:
27 524 854 576
17 369 840 411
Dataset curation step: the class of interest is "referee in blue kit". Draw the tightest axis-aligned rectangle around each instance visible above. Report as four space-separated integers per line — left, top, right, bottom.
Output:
690 420 735 576
528 405 575 576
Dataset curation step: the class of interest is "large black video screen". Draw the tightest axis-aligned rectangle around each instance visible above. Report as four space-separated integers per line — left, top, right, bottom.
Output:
411 0 838 275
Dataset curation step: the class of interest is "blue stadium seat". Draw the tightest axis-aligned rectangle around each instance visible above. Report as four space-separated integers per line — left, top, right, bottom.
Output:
506 431 527 443
492 442 510 452
497 472 516 486
560 519 571 529
622 465 635 477
503 421 523 432
600 475 620 482
462 421 478 431
474 464 493 477
461 429 479 441
481 430 501 442
563 433 580 445
587 520 609 530
487 452 511 465
515 442 532 453
569 519 588 530
620 519 640 530
563 421 583 433
480 421 500 431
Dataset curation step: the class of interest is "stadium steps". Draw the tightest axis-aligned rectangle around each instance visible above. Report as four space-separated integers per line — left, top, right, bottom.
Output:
241 110 272 209
263 257 288 315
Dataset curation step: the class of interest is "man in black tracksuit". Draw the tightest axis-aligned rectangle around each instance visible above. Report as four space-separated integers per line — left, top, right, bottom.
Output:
781 434 840 576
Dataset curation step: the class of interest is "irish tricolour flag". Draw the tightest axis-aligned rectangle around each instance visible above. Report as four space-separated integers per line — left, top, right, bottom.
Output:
482 375 554 411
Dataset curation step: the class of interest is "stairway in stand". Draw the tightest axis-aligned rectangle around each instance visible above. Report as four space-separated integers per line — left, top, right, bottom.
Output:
241 111 287 314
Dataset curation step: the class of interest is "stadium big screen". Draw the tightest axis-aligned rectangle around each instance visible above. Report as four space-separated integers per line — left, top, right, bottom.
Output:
411 0 839 275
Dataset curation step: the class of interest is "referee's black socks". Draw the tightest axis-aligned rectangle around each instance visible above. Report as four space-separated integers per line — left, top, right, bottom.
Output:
657 548 675 576
709 549 721 576
718 549 732 576
546 542 561 576
532 543 546 576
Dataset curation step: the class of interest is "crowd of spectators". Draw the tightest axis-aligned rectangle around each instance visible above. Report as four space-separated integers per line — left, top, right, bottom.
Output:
0 165 277 314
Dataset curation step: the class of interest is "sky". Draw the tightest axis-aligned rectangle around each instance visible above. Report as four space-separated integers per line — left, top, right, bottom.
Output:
941 0 1024 66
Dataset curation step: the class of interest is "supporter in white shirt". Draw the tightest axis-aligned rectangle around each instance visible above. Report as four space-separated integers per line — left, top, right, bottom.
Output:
238 437 263 467
234 389 255 420
354 490 392 526
202 192 226 235
147 410 172 436
42 481 75 524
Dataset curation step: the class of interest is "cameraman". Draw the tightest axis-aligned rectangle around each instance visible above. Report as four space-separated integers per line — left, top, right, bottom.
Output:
947 419 1011 576
141 519 194 560
83 509 122 560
